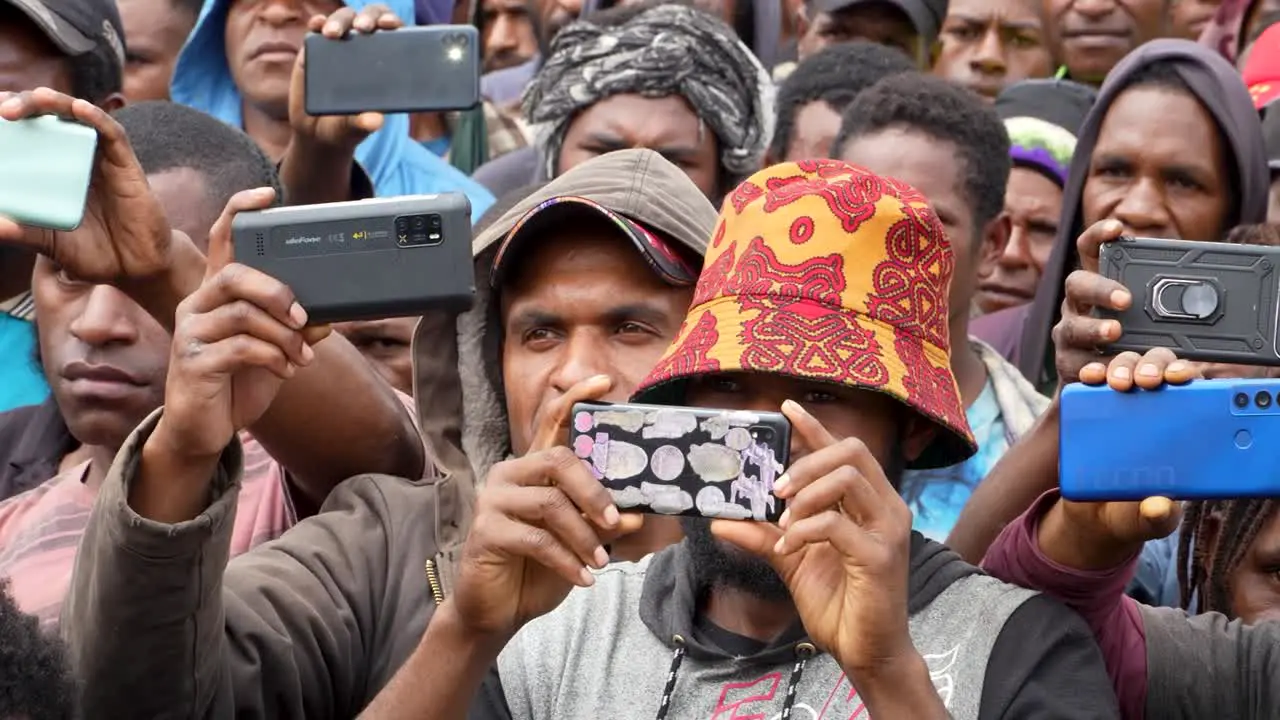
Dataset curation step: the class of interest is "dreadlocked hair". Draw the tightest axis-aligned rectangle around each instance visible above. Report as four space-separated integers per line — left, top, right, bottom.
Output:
1178 498 1278 614
1176 223 1280 615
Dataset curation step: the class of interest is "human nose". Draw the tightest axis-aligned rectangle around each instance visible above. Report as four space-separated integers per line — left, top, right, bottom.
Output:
1111 178 1173 236
258 0 304 26
970 29 1007 74
547 330 613 396
68 285 140 348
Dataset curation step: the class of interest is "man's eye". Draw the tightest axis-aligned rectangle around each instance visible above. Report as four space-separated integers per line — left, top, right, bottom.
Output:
803 390 838 403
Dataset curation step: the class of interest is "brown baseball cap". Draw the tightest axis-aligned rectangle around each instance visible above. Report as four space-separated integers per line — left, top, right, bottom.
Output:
477 149 719 288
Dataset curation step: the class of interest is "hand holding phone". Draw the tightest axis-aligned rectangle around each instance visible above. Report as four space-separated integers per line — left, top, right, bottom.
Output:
1047 349 1190 572
0 87 175 280
1060 347 1280 502
289 6 405 152
1047 219 1132 388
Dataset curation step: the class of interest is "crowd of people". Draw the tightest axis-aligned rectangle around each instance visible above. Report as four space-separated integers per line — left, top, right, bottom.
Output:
1 0 1279 715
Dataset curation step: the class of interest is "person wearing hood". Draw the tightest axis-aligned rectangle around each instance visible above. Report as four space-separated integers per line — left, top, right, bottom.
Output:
967 39 1269 395
971 78 1096 317
469 1 775 204
374 160 1118 720
946 40 1268 568
170 0 493 219
62 149 719 718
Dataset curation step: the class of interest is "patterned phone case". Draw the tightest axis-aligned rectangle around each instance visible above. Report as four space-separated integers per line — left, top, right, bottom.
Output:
569 401 791 522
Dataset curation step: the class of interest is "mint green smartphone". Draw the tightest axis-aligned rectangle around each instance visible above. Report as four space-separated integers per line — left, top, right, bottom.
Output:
0 115 97 231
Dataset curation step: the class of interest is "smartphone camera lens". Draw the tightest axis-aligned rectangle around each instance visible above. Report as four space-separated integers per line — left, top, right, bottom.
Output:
1235 392 1251 409
1256 391 1273 409
396 215 444 248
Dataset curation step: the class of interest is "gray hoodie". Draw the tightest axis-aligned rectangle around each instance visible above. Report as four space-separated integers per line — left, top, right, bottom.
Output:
471 535 1120 719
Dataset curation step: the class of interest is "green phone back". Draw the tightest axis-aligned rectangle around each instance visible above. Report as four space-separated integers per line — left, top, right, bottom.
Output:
0 115 98 231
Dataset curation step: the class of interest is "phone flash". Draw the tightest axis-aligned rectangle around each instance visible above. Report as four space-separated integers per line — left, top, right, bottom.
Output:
446 46 464 62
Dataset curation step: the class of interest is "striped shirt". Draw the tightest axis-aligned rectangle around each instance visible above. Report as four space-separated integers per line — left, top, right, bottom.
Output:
0 431 293 629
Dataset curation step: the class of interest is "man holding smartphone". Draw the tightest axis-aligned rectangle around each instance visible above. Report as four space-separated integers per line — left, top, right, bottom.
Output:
62 149 722 716
0 0 127 417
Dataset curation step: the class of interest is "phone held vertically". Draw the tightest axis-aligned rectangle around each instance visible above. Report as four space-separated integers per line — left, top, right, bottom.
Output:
232 193 473 324
569 402 792 523
304 25 481 115
1099 236 1280 365
0 115 97 231
1060 379 1280 502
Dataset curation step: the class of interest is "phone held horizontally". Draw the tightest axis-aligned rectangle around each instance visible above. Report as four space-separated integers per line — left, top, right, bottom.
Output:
1099 236 1280 366
304 25 481 115
231 193 474 324
569 401 792 523
1060 378 1280 502
0 115 97 231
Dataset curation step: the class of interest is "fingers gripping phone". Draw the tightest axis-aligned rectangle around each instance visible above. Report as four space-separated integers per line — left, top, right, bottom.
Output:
569 402 792 523
0 115 97 231
1060 379 1280 501
1098 236 1280 366
305 25 481 115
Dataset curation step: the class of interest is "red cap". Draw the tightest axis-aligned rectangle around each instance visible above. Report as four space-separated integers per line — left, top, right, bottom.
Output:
1244 23 1280 109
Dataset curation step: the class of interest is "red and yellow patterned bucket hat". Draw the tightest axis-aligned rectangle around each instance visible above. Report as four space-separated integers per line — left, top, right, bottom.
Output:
633 160 976 469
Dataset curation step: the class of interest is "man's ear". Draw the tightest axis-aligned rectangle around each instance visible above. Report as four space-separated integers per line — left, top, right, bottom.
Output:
900 411 938 464
975 211 1011 280
98 92 127 113
795 4 810 38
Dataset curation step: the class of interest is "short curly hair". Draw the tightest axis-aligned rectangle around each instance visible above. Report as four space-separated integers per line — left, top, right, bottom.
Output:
114 102 285 217
832 72 1010 230
0 581 77 720
770 42 916 161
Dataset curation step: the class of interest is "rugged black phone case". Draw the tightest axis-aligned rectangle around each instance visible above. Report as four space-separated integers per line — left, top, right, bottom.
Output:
570 402 791 522
1099 237 1280 365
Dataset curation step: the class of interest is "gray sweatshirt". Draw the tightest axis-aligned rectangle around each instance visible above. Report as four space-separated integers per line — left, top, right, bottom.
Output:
1142 605 1280 718
470 535 1120 720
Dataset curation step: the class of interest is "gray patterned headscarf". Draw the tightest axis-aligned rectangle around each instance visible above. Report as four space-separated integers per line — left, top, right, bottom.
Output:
521 3 775 180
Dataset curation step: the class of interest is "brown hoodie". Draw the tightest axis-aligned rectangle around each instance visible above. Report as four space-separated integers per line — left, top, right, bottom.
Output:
61 149 718 719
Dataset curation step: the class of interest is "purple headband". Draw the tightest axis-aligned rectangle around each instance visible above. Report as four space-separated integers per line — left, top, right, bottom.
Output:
1010 145 1069 186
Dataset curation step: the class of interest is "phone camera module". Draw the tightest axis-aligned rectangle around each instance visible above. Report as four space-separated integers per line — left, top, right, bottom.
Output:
1256 391 1273 409
1235 392 1251 409
397 215 444 249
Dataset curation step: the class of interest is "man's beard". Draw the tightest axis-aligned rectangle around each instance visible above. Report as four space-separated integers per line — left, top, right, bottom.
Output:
679 444 907 602
680 517 792 601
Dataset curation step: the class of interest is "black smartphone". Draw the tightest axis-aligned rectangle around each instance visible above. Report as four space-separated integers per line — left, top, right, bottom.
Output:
231 194 474 324
304 25 481 116
1098 236 1280 366
569 401 792 523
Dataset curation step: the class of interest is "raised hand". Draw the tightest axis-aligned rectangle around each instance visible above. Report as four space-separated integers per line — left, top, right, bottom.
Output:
153 187 330 460
451 376 642 638
714 400 916 676
1043 348 1195 570
0 88 173 285
288 5 402 149
1051 219 1131 387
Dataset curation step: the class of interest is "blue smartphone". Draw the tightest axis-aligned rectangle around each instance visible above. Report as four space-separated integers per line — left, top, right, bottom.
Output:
0 115 97 231
1060 379 1280 501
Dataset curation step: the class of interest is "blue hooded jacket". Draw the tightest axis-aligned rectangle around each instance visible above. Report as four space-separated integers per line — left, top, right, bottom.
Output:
171 0 494 222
